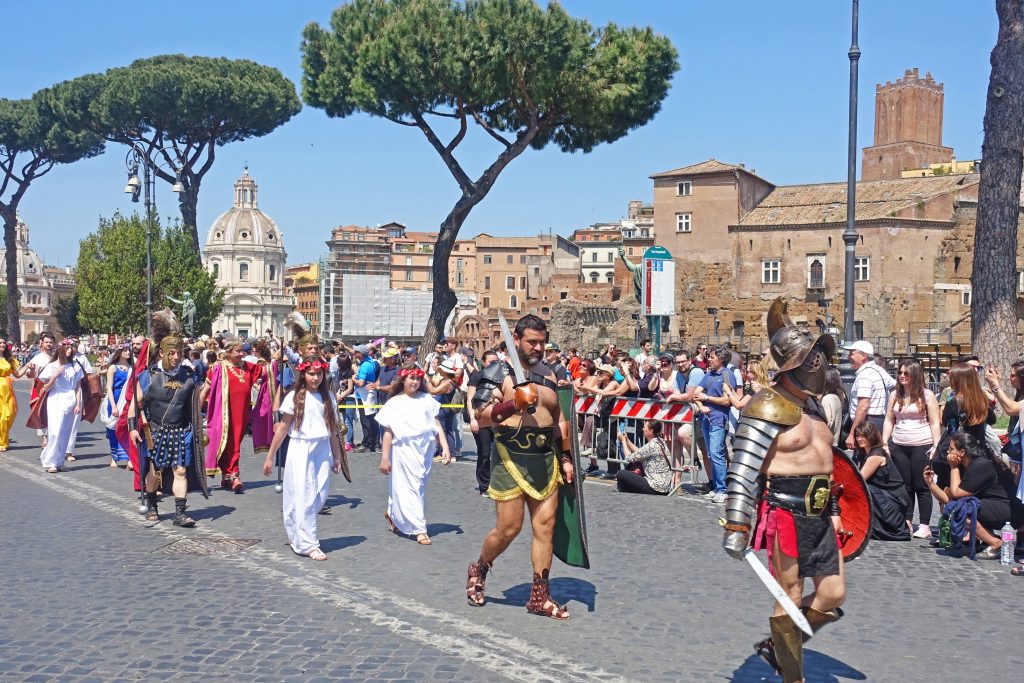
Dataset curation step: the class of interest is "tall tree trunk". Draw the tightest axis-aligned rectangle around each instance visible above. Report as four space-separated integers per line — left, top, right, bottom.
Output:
0 208 20 343
972 0 1024 390
179 185 201 253
422 196 478 353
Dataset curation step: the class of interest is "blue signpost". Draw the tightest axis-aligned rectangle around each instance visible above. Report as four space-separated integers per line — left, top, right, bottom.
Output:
641 246 674 354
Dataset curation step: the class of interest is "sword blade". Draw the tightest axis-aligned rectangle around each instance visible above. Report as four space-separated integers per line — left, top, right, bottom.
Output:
742 549 814 636
497 312 528 384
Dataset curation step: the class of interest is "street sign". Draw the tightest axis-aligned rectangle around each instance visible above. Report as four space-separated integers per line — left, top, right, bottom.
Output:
642 246 675 317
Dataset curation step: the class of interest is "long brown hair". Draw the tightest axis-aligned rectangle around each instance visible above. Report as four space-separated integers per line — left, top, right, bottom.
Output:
292 366 337 435
948 363 988 426
895 360 926 413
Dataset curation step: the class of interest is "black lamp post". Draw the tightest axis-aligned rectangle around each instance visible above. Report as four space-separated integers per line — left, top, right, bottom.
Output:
124 147 184 336
840 0 860 388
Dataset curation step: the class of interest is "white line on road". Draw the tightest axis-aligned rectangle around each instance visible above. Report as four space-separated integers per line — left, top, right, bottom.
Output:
3 457 634 683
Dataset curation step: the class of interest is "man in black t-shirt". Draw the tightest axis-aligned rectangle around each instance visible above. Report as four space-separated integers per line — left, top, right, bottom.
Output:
467 350 501 495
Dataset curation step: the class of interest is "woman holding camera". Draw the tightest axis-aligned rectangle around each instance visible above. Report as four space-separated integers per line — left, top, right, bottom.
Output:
615 420 672 495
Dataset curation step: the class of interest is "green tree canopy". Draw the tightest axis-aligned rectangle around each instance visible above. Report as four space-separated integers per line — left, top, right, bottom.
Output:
76 213 224 334
46 55 302 251
0 93 104 342
53 294 86 337
302 0 678 347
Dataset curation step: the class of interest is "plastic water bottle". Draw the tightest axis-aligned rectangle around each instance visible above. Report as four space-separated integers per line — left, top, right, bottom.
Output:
1000 522 1016 566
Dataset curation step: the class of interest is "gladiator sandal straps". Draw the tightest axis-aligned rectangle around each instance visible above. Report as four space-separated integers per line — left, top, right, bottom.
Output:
466 558 492 607
525 569 570 620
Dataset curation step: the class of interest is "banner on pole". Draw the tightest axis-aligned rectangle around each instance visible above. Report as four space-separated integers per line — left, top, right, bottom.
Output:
642 246 675 317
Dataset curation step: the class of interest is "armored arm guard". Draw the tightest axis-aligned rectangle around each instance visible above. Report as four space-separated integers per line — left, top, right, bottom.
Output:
471 361 509 411
722 389 801 559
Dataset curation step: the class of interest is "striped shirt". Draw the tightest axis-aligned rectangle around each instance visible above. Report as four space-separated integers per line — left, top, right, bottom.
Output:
850 361 891 418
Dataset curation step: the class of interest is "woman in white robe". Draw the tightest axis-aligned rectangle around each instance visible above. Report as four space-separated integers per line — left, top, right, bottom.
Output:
376 367 450 545
38 340 84 473
64 341 93 462
263 359 342 561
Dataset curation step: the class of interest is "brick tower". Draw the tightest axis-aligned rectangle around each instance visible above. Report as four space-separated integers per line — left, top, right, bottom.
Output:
861 68 953 181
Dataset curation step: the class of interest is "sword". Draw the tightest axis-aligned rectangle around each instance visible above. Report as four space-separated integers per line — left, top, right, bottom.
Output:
496 312 536 414
742 549 814 637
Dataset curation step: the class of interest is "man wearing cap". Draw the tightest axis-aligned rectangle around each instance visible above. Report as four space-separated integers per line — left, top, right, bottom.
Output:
353 345 381 452
377 348 402 396
428 357 460 460
544 343 569 388
844 340 896 450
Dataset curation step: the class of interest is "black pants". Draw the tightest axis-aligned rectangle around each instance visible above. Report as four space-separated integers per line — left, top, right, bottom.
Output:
888 441 933 525
615 470 664 495
359 407 379 449
473 427 494 493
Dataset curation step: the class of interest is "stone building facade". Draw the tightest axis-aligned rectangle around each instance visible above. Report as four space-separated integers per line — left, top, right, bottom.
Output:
0 216 54 341
204 169 294 338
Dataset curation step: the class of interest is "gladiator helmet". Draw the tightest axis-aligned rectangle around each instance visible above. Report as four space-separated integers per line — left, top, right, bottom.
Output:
766 297 835 395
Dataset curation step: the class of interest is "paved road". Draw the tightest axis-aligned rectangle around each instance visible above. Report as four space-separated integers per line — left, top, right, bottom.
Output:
1 380 1021 682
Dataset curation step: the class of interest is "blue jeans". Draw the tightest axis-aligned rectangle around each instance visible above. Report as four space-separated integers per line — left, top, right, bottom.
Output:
342 398 356 446
701 419 727 493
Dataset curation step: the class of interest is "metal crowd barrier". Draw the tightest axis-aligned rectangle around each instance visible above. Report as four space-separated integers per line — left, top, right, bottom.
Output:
572 392 700 497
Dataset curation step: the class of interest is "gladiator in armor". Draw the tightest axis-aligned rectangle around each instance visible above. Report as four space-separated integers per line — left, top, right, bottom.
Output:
127 310 207 527
722 298 847 683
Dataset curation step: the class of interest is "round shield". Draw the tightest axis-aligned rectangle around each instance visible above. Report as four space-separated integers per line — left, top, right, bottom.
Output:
832 447 872 561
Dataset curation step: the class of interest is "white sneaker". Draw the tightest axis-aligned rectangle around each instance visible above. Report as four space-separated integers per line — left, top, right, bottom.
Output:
712 492 727 504
702 490 718 500
912 525 932 539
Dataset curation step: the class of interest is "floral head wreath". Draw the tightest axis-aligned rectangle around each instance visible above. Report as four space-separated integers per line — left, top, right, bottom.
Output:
60 338 77 348
297 359 329 373
399 367 425 379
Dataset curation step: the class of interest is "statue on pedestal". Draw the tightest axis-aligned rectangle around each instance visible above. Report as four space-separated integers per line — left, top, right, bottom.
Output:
617 247 658 347
167 291 197 338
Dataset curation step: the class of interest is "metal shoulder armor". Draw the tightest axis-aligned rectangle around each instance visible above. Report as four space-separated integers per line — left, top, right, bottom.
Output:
724 388 801 532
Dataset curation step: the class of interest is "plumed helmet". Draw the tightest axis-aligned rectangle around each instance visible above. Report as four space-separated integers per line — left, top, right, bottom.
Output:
766 297 835 394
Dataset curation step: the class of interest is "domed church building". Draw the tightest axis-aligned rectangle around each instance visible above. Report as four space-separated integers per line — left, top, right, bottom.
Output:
203 168 294 338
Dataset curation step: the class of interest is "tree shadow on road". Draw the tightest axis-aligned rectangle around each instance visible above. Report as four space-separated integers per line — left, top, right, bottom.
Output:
731 649 866 682
188 504 236 522
491 577 597 613
320 535 367 552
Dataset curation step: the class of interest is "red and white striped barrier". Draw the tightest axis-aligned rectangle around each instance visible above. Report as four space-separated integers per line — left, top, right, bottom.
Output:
572 395 694 424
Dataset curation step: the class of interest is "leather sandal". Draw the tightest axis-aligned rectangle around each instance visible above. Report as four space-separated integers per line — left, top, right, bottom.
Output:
525 569 570 620
466 558 491 607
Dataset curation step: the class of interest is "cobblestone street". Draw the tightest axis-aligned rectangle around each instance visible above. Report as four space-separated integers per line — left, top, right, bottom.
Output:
1 382 1021 682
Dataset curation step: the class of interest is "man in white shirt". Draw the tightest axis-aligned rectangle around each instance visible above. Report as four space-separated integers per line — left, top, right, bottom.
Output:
635 339 653 370
20 332 56 445
844 340 896 450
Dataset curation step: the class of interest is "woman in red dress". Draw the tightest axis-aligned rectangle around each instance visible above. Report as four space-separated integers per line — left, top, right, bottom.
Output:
201 342 265 492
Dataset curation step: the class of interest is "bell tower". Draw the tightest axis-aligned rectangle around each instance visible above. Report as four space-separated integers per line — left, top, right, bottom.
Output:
861 68 953 181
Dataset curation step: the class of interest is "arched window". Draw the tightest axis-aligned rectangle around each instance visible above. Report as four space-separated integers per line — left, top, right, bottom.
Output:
590 272 599 283
268 264 276 281
239 262 249 281
212 262 219 280
510 295 518 309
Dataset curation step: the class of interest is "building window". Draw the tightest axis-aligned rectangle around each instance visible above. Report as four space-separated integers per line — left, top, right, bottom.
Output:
607 252 613 262
676 180 692 196
962 290 972 307
560 291 568 300
761 259 780 284
1018 271 1024 294
428 257 434 266
591 252 598 262
269 265 276 281
457 258 463 271
733 321 745 338
510 295 518 308
428 270 433 283
483 296 490 308
485 276 491 289
806 255 825 289
628 247 633 256
519 276 526 290
239 262 249 281
590 272 599 283
606 273 614 284
519 255 526 264
676 213 692 233
533 267 540 275
855 256 870 282
212 262 219 280
483 255 492 264
456 271 464 286
506 276 515 290
405 256 412 266
507 255 513 264
405 269 413 281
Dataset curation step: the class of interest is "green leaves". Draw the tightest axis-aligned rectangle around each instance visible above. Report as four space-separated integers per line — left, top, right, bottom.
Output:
301 0 679 152
76 213 224 334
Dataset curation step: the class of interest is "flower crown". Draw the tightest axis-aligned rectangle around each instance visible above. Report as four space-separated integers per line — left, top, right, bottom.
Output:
399 367 425 379
297 359 329 372
59 338 77 347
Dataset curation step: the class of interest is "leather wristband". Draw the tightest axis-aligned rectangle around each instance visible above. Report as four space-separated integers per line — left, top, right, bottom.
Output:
723 522 750 533
559 454 573 465
491 400 518 424
128 417 139 433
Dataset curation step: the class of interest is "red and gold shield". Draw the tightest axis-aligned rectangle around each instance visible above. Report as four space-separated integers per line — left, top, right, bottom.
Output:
831 447 872 561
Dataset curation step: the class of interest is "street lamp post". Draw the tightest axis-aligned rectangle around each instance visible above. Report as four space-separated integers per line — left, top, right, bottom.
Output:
840 0 861 387
123 147 184 337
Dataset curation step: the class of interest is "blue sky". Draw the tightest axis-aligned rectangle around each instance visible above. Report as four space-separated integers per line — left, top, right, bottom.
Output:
3 1 996 268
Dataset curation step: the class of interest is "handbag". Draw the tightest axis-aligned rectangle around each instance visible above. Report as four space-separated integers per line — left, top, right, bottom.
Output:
76 360 103 423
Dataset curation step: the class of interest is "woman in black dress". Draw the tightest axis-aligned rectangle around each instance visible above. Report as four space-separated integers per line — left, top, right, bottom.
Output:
854 422 911 540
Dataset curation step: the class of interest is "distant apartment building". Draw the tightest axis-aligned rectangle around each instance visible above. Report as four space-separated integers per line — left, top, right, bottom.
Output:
285 262 320 331
322 224 393 338
391 230 438 290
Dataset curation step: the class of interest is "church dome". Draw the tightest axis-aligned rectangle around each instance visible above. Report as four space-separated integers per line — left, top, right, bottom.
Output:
205 168 285 251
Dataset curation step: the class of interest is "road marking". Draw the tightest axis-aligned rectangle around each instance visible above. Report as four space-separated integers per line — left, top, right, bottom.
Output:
3 458 634 683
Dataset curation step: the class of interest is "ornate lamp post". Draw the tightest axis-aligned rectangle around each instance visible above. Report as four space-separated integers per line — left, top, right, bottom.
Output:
123 146 184 336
